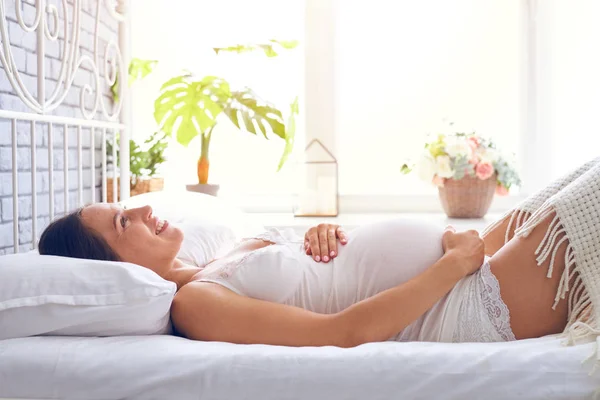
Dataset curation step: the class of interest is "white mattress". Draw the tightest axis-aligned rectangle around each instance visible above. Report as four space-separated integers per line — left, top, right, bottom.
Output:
1 335 599 400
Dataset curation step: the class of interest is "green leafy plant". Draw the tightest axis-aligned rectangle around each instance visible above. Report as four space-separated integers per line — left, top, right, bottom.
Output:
111 58 159 101
154 41 298 185
107 131 169 186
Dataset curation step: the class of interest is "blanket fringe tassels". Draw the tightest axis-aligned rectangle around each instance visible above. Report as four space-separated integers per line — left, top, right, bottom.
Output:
481 156 600 245
515 203 599 344
480 209 532 244
514 162 600 375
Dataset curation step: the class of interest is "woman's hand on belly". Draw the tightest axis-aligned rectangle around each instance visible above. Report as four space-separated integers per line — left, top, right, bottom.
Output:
442 226 485 275
304 223 348 263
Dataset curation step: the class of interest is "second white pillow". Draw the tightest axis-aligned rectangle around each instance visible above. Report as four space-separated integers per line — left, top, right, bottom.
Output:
176 220 238 267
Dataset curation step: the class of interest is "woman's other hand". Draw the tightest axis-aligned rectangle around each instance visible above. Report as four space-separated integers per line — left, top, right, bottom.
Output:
304 224 348 263
441 226 485 276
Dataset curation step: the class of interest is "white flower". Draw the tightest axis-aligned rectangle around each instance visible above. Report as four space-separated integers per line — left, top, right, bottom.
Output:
436 155 455 178
445 136 473 159
478 148 499 164
416 153 436 183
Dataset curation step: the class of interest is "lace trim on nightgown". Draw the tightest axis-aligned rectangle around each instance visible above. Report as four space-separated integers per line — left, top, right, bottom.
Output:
250 231 279 244
453 261 517 342
200 229 282 280
481 262 517 341
249 228 304 245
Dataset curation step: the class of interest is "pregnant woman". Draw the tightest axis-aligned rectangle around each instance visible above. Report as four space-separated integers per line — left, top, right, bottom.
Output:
38 157 600 347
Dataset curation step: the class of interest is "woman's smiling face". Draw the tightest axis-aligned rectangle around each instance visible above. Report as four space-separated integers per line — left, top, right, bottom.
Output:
80 204 183 277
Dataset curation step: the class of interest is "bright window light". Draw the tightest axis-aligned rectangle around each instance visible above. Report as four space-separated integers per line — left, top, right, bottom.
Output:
335 0 522 195
131 0 304 198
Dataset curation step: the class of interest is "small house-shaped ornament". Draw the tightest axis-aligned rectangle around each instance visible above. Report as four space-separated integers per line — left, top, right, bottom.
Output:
294 139 339 217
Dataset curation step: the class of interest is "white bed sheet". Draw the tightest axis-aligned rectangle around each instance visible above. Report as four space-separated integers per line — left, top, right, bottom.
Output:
0 335 598 400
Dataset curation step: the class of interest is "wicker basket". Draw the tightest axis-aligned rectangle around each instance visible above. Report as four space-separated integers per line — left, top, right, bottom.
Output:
106 177 164 203
438 175 496 218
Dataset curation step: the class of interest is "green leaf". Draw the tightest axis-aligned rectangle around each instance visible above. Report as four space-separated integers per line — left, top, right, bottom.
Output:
213 44 250 55
277 97 299 171
111 80 119 101
128 58 158 86
255 119 267 136
258 44 278 57
111 58 158 103
154 74 230 147
290 96 299 114
223 88 286 140
271 39 299 49
400 164 412 174
213 39 299 57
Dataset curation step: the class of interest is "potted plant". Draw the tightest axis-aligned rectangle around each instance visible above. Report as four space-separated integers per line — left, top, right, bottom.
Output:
106 131 169 202
401 131 521 218
153 40 299 196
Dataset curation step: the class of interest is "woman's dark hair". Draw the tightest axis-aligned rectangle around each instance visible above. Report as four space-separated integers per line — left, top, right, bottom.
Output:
38 208 121 261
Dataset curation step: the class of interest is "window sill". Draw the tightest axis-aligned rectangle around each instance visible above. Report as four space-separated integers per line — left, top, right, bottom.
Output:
253 211 503 236
230 194 523 214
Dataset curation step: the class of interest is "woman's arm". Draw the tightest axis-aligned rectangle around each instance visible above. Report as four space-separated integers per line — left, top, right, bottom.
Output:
172 281 340 346
336 250 465 345
172 228 484 347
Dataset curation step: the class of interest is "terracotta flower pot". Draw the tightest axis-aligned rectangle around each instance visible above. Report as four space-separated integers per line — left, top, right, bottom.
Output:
438 175 497 218
106 177 164 203
186 183 220 197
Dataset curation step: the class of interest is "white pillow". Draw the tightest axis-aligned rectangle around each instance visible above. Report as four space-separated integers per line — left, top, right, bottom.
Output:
0 253 176 340
121 191 265 267
176 220 237 267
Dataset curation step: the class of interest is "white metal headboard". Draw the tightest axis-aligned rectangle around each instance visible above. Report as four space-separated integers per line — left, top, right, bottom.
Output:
0 0 131 253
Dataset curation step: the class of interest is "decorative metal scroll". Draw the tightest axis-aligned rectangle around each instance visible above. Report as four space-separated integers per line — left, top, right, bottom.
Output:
0 0 126 120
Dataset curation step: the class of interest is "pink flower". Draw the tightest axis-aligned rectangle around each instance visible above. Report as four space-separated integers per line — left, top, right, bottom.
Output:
467 137 480 152
496 185 509 196
432 175 445 187
468 155 480 165
475 162 494 180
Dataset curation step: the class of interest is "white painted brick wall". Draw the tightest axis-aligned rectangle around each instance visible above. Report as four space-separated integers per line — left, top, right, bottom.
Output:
0 222 13 249
0 1 118 251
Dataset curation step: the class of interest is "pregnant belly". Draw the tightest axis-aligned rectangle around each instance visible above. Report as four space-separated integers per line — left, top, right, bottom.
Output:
328 218 445 312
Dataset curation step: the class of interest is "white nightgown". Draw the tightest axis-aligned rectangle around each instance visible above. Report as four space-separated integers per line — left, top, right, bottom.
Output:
197 218 516 343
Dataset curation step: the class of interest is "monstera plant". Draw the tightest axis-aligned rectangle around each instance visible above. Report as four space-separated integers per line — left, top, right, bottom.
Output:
153 40 298 185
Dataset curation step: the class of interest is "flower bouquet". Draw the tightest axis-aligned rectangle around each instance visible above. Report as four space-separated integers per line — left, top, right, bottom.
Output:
401 132 521 218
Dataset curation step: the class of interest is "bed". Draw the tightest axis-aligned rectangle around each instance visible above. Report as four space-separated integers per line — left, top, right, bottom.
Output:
0 335 599 400
1 1 600 400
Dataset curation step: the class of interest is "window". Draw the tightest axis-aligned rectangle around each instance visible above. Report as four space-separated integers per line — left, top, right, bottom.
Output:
334 0 522 197
131 0 304 202
546 0 600 178
131 0 600 213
